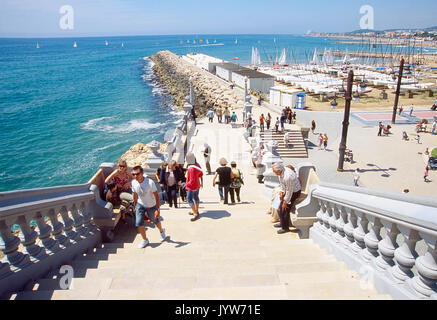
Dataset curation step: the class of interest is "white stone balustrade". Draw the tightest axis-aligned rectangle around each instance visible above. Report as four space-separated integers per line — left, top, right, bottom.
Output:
0 184 102 297
307 182 437 300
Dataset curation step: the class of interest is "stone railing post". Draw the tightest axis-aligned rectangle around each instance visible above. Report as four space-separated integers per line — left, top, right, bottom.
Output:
335 205 348 244
314 199 325 233
48 208 69 248
375 221 400 271
81 201 97 234
350 211 368 256
361 215 383 263
321 201 332 238
390 227 420 284
410 233 437 298
70 204 86 238
329 203 341 242
343 208 357 249
326 202 336 238
60 206 79 243
17 216 47 261
35 210 61 254
0 221 30 269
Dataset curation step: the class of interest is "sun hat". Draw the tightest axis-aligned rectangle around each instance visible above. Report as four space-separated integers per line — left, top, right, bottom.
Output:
219 158 228 166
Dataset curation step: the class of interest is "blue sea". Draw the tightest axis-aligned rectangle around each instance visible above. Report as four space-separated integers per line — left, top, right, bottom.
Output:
0 34 425 192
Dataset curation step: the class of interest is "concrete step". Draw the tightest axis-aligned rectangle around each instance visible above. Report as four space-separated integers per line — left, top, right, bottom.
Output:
25 277 113 292
10 289 101 300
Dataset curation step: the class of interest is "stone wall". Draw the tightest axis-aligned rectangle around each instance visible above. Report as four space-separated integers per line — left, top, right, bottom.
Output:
150 50 244 117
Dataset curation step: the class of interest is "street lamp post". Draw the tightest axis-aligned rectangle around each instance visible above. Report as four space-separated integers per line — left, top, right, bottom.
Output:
392 58 405 124
337 70 354 172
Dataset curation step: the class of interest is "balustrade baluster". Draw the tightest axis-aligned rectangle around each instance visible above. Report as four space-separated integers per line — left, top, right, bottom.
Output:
17 215 47 261
0 261 12 279
328 203 339 241
35 211 61 254
350 211 369 256
409 234 437 298
322 201 333 238
335 205 348 244
375 222 400 271
391 227 420 284
0 221 30 269
60 206 79 243
70 203 86 238
315 199 325 232
343 208 357 249
48 208 70 247
80 201 97 234
361 215 383 263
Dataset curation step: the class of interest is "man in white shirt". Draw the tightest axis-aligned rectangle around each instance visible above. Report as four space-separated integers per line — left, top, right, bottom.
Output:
132 166 166 248
410 104 414 117
272 163 302 234
354 168 361 187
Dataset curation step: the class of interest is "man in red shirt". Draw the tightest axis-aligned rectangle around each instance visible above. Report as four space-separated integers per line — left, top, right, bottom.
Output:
185 152 203 221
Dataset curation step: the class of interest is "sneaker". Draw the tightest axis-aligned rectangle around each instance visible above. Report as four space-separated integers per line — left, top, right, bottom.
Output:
160 228 166 241
191 215 200 222
274 223 282 228
138 239 149 248
277 229 290 235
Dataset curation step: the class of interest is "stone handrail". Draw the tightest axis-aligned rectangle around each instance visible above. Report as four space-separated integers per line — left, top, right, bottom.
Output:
306 181 437 300
0 184 101 296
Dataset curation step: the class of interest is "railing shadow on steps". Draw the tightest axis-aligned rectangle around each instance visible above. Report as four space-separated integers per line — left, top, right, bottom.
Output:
297 181 437 300
0 183 103 298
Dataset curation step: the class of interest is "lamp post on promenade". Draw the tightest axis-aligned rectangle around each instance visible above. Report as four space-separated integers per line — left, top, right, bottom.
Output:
337 70 354 172
392 58 405 124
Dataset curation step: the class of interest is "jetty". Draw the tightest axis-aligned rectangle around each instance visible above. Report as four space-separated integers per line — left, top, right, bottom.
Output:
1 51 437 300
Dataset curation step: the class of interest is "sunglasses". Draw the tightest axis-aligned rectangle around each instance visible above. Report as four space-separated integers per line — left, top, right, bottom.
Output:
132 172 141 176
119 165 126 168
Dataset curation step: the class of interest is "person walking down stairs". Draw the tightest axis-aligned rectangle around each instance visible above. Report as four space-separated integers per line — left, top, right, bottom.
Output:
185 152 203 222
131 166 166 248
213 158 234 205
230 161 243 204
203 143 212 175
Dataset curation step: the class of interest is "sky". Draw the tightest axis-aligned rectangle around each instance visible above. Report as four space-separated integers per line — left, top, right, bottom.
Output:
0 0 436 38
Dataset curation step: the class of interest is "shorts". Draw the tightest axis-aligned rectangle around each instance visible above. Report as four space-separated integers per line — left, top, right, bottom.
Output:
186 189 200 207
135 204 161 227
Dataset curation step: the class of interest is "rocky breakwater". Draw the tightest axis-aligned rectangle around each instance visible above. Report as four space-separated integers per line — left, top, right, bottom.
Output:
117 141 169 168
150 50 245 116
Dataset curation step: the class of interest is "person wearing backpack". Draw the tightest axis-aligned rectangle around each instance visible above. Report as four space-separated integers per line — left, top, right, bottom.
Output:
229 161 244 204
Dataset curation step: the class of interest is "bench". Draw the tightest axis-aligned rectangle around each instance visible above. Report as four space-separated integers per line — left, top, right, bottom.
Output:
291 163 320 239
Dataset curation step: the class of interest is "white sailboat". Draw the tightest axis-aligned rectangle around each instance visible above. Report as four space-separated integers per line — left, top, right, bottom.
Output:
206 39 209 45
311 48 320 65
251 47 262 66
214 39 217 43
235 38 238 44
187 40 190 44
193 40 196 44
121 42 124 48
73 41 77 48
105 40 109 46
278 48 287 65
342 49 350 65
36 42 40 49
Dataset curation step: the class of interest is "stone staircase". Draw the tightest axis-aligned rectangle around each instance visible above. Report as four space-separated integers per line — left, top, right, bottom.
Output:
3 117 390 300
6 180 389 300
260 130 308 159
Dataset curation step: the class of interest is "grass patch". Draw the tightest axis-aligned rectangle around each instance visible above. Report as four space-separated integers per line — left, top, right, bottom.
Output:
432 148 437 158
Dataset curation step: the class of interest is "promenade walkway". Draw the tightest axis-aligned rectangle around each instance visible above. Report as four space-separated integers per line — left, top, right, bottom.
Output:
10 116 390 300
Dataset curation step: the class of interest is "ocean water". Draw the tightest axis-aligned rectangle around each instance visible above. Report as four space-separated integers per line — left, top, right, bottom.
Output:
0 34 419 192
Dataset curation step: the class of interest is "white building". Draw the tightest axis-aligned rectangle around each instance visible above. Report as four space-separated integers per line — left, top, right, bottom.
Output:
232 69 275 94
182 53 224 73
215 63 244 82
269 86 303 108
